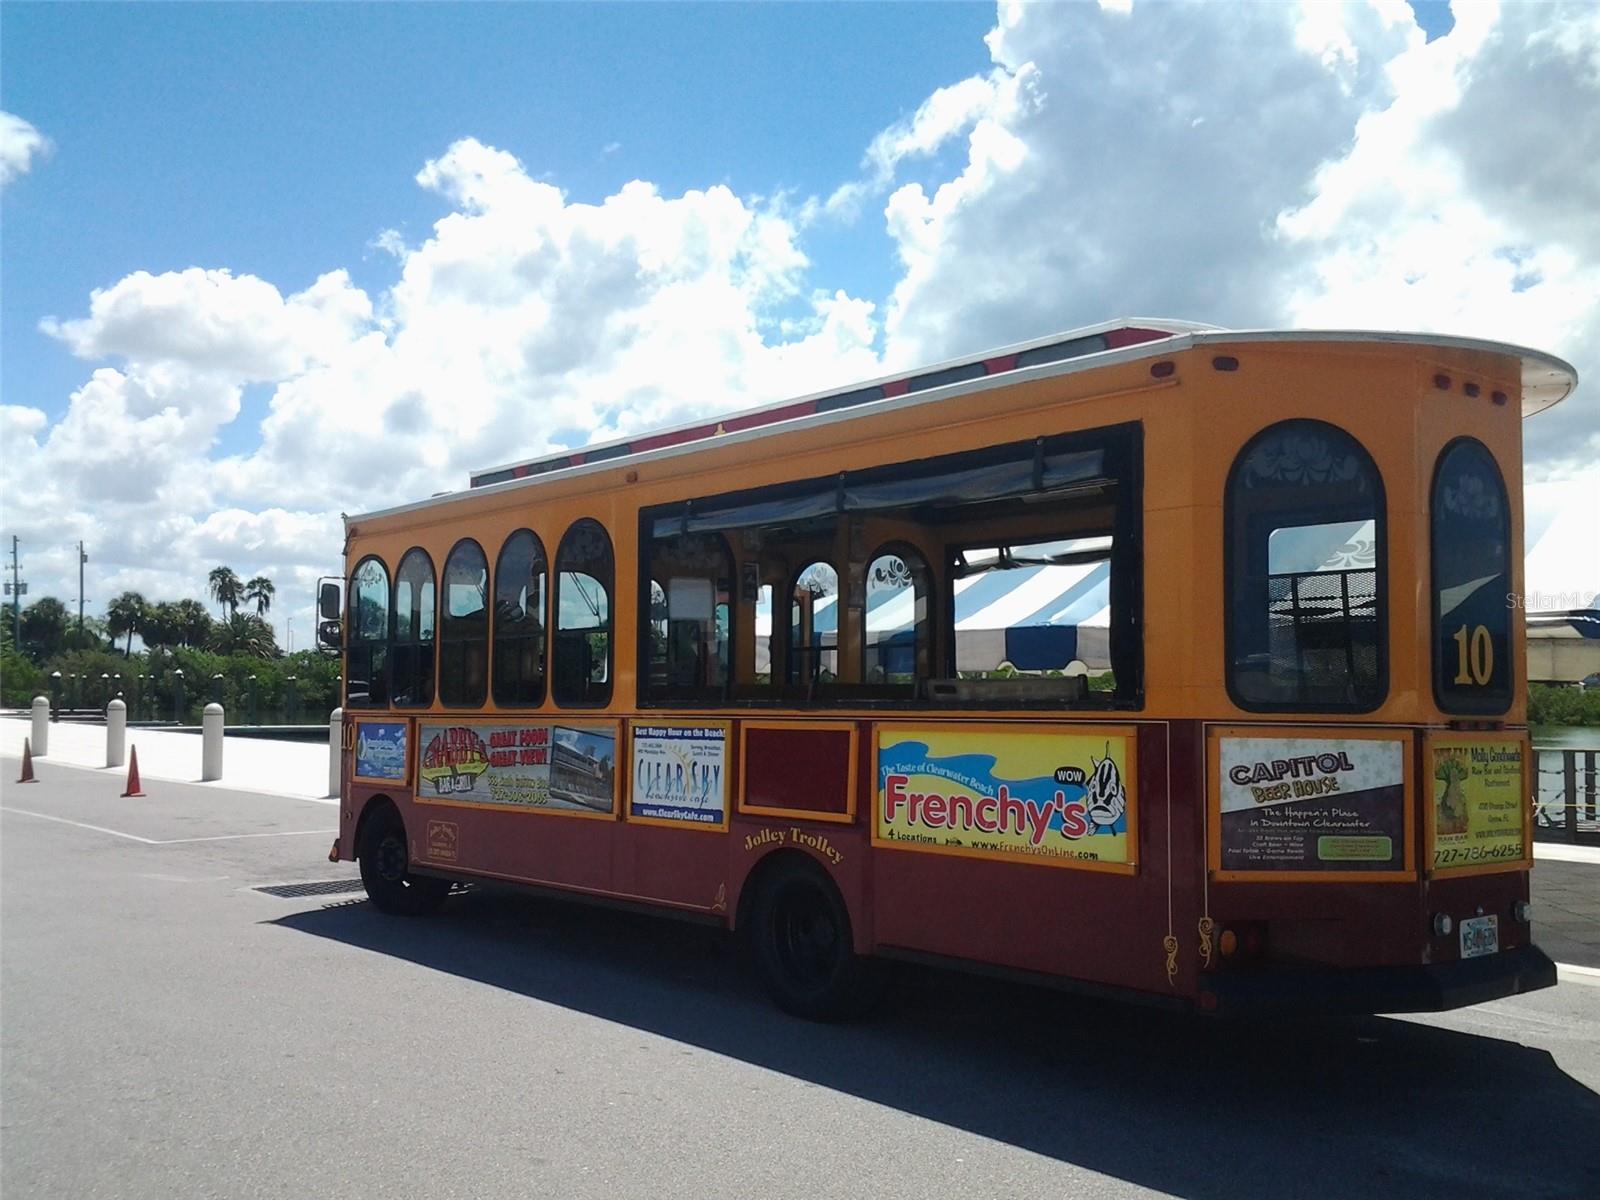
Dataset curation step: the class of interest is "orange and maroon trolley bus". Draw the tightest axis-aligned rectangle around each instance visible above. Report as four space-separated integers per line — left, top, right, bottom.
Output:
327 318 1574 1018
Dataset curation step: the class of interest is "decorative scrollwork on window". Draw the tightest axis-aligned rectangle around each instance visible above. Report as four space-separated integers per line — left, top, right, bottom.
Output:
869 555 911 591
1242 430 1366 491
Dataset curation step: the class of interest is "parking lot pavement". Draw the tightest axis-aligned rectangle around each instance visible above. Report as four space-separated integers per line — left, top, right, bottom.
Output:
4 754 1600 1200
1 714 332 801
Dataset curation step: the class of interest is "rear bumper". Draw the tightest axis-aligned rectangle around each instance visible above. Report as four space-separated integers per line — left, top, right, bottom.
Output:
1201 944 1558 1018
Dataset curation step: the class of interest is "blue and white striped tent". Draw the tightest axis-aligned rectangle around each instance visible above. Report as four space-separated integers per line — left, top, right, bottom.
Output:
755 556 1113 674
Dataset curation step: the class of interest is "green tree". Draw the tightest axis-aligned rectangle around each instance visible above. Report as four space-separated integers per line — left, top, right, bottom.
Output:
208 566 244 619
209 612 279 659
142 601 181 648
174 599 214 647
0 648 43 707
106 591 148 657
244 575 275 616
61 614 113 653
19 597 69 662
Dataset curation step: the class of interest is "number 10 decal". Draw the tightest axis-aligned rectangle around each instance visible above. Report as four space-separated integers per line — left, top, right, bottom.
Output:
1451 624 1495 686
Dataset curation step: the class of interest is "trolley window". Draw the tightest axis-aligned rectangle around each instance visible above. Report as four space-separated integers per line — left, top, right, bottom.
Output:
553 519 613 707
1226 419 1386 711
1432 439 1512 713
346 556 389 708
492 530 547 708
392 548 437 708
439 539 488 708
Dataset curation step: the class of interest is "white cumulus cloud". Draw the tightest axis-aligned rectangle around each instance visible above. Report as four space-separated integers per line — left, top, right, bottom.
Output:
0 111 50 186
7 1 1597 623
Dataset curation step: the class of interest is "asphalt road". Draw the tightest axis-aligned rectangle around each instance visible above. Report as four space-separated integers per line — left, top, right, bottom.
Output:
4 760 1598 1200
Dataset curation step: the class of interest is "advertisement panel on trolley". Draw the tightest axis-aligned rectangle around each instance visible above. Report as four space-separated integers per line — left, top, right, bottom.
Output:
415 720 618 815
873 724 1136 872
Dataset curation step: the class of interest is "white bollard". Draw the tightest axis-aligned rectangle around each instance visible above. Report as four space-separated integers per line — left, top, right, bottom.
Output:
106 698 127 768
328 707 343 798
202 702 225 782
31 696 50 757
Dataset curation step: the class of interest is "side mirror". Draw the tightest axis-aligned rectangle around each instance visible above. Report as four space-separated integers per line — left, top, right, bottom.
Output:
317 620 343 651
318 581 342 620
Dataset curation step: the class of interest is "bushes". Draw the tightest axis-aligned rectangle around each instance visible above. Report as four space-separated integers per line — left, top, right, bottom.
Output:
0 650 44 708
1529 683 1600 728
12 644 343 724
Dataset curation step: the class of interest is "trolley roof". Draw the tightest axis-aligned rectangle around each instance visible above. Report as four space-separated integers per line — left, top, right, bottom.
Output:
350 319 1577 527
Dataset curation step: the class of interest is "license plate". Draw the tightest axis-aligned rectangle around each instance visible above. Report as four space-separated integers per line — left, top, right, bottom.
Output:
1460 915 1499 959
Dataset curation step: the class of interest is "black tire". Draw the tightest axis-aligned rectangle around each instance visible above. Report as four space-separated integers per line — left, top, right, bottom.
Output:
358 805 449 916
748 860 883 1021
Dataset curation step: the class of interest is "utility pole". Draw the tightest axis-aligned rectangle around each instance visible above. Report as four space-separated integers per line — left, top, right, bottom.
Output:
6 536 25 648
77 541 87 636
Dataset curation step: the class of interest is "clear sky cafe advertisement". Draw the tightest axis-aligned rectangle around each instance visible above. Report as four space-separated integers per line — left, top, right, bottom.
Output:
1217 736 1405 873
875 726 1133 868
417 721 617 813
630 724 728 826
1430 737 1526 872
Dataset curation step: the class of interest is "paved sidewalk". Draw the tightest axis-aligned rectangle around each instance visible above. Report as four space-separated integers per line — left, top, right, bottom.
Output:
0 715 333 803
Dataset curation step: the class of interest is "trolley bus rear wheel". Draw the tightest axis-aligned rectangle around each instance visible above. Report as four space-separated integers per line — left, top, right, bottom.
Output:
749 859 882 1021
358 804 449 917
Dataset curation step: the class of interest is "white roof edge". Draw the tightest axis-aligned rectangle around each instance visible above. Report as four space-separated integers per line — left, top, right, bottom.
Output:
349 324 1578 528
1184 328 1577 417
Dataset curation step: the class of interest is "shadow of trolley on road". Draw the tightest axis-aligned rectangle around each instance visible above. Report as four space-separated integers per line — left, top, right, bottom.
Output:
274 888 1600 1200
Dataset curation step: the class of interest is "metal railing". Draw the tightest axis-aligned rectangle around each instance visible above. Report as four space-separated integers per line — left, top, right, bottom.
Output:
1534 748 1600 845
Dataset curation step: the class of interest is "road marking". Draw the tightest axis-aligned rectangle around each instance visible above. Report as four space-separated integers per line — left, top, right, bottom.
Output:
1 806 161 842
1 807 333 845
158 829 338 844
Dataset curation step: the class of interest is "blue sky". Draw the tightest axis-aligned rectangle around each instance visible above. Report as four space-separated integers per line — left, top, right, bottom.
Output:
4 2 995 453
3 1 1596 641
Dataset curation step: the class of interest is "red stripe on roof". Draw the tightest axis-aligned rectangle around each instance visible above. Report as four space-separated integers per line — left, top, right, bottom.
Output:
1103 327 1171 349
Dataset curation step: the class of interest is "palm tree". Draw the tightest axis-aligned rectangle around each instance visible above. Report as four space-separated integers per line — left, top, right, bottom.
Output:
208 566 243 619
106 591 147 658
244 575 275 616
210 612 278 659
141 601 181 648
174 599 214 647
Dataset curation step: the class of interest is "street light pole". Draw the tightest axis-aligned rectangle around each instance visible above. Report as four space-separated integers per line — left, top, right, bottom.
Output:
8 535 23 649
77 541 87 637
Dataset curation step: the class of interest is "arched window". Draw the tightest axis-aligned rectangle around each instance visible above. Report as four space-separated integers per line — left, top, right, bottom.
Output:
553 519 613 707
1432 439 1511 713
788 561 838 685
391 548 437 707
439 539 488 707
863 546 931 686
346 556 389 708
492 530 547 707
1226 420 1386 711
643 532 733 700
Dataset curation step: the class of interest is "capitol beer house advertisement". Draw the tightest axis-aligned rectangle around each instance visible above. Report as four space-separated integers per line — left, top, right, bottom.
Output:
875 726 1133 868
1217 736 1405 873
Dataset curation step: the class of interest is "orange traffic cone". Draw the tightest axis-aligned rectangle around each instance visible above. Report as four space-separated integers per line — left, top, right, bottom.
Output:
122 745 146 798
18 737 37 783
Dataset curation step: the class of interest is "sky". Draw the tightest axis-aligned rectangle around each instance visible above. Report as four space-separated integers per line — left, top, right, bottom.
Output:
2 0 1597 648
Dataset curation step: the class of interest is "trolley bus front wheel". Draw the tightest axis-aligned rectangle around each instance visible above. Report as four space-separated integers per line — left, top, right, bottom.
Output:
358 803 449 917
749 859 882 1021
